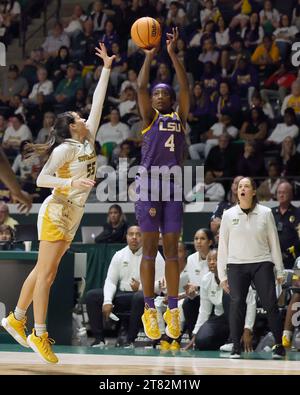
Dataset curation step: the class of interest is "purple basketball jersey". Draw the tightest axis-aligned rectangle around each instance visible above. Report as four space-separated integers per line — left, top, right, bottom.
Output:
140 110 186 171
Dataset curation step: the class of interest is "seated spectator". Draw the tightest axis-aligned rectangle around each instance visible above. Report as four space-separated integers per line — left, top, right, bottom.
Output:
166 1 187 27
250 91 274 119
292 0 300 31
47 46 70 85
200 61 220 98
200 0 220 26
280 136 300 177
42 21 70 59
0 115 7 143
266 108 299 146
212 81 241 124
259 0 280 34
237 140 265 177
8 94 25 119
95 141 108 170
152 63 172 88
251 34 280 78
273 15 298 61
88 0 108 35
241 12 264 52
12 140 42 194
63 4 87 37
53 63 83 110
110 42 128 93
0 224 14 243
229 0 252 30
35 112 56 144
231 56 258 103
0 0 21 39
205 133 235 178
198 38 219 67
204 170 225 202
0 201 18 229
118 86 139 125
184 249 256 351
0 64 29 106
86 225 165 347
21 48 46 91
95 204 128 243
215 16 230 51
96 108 130 159
189 112 238 161
182 228 213 338
221 37 248 77
26 67 53 106
119 69 138 94
70 19 96 62
256 162 282 201
2 115 32 156
239 107 268 143
281 79 300 117
101 19 119 54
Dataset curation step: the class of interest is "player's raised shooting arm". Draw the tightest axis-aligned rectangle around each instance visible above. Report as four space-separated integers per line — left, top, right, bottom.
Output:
137 49 156 126
167 28 189 127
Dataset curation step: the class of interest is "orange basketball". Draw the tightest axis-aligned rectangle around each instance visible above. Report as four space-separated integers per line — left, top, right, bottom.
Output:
131 17 161 49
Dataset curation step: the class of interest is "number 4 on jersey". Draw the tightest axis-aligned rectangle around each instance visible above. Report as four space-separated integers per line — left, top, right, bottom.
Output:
165 134 175 152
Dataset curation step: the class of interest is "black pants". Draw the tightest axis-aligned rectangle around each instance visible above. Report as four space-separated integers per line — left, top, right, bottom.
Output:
85 289 144 343
227 262 282 348
182 295 200 338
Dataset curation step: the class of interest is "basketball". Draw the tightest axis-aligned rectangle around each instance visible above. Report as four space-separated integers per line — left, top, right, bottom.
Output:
131 17 161 49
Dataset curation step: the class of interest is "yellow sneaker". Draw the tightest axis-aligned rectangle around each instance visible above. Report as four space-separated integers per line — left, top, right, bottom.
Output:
27 330 58 364
159 339 170 351
169 339 180 351
282 334 292 349
163 308 181 339
141 307 161 340
1 312 29 348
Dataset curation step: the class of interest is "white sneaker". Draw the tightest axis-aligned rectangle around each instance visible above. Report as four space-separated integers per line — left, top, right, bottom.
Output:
92 341 106 348
219 343 233 352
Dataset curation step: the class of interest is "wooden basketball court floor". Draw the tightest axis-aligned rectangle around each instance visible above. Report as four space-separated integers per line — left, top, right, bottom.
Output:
0 344 300 375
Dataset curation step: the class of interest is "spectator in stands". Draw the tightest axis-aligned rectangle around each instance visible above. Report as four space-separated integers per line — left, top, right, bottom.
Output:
237 140 265 177
118 86 139 125
230 0 252 30
259 0 280 34
221 37 248 76
95 204 128 243
88 0 108 35
86 225 165 347
120 69 138 94
198 38 219 67
189 112 238 161
184 249 256 351
231 56 259 103
215 16 230 51
273 15 298 61
2 114 32 156
251 34 280 78
239 107 268 143
35 112 56 144
53 63 83 110
272 181 300 269
204 170 225 202
281 79 300 117
200 61 220 98
0 201 18 229
96 108 130 159
26 66 53 106
266 108 299 147
182 228 214 338
101 19 119 53
256 161 282 201
42 21 70 59
0 64 29 106
0 115 7 143
212 81 241 125
166 1 187 27
95 141 108 171
280 136 300 177
205 133 235 178
48 46 70 85
292 0 300 31
12 140 42 194
250 90 274 119
0 224 14 242
152 62 172 87
110 42 128 93
8 94 25 119
63 4 87 37
0 0 21 38
241 12 264 52
21 48 46 90
71 19 96 61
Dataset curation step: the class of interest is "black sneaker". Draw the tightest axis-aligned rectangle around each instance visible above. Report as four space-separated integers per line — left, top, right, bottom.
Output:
230 346 241 359
272 344 286 359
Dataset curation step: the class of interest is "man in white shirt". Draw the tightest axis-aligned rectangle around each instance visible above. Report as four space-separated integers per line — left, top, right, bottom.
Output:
27 67 53 104
86 225 165 347
2 115 32 155
266 108 299 146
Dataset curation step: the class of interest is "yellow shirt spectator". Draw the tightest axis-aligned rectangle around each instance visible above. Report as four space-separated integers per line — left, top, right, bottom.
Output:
251 41 280 65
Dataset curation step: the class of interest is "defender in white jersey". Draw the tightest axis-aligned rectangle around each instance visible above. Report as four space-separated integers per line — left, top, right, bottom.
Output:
1 43 115 364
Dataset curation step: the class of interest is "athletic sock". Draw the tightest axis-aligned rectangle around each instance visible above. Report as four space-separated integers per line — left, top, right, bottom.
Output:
283 330 292 340
34 323 47 337
168 296 178 310
144 297 155 309
14 307 26 321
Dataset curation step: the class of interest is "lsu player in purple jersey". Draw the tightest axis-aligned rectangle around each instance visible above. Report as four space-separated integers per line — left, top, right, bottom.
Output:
136 27 190 341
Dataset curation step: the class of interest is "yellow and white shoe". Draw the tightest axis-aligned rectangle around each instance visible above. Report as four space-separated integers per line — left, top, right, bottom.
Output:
141 307 161 340
169 339 181 351
163 308 181 339
27 330 58 364
1 312 29 348
282 334 292 349
159 339 170 351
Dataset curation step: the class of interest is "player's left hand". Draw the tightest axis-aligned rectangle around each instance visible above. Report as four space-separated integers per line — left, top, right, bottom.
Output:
95 42 116 69
166 27 179 55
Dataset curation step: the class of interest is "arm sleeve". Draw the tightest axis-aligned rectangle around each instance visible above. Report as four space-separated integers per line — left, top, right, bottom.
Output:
217 212 230 282
86 67 111 140
244 288 257 331
103 252 120 304
192 285 213 335
36 144 75 189
267 210 284 277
